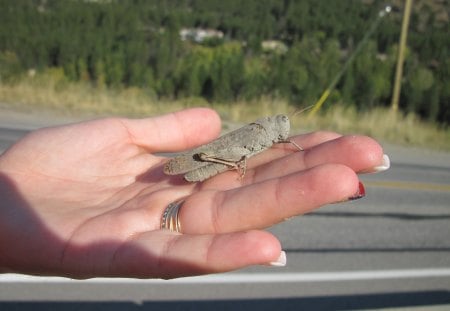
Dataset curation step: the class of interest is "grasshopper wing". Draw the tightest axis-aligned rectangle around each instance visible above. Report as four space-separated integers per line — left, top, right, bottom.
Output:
163 122 265 176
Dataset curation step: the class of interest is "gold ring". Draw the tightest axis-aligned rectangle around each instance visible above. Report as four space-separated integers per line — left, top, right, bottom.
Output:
161 200 184 232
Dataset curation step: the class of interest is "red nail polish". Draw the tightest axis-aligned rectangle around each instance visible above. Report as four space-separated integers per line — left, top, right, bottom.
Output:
348 182 366 201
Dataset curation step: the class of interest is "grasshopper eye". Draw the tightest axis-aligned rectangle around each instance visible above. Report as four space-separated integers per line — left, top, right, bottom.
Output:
276 114 288 123
275 114 289 126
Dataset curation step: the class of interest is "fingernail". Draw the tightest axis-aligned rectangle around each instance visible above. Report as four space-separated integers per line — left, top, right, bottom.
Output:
348 181 366 201
360 154 391 174
269 251 287 267
373 154 391 172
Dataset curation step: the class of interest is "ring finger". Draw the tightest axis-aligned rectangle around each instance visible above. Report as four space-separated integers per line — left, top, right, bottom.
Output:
176 163 362 234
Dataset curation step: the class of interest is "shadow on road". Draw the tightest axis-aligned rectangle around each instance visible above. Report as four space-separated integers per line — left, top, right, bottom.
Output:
1 290 449 310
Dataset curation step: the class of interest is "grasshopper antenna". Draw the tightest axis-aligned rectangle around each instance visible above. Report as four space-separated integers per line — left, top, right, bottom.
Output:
289 104 315 118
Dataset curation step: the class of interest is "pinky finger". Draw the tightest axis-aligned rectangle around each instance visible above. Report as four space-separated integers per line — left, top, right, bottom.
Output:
110 230 283 279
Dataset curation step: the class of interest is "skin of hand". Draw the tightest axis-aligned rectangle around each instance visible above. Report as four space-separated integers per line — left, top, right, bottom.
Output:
0 108 385 279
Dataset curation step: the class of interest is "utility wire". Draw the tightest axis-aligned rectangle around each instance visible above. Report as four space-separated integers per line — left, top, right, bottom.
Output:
308 5 392 117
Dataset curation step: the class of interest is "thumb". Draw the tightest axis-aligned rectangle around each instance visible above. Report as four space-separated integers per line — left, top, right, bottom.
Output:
123 108 222 153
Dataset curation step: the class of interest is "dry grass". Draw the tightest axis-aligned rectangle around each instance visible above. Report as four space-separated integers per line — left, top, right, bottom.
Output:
0 70 186 117
299 105 450 150
1 72 449 150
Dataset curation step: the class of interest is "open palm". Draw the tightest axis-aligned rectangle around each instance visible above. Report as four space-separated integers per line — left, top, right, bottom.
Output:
0 108 384 279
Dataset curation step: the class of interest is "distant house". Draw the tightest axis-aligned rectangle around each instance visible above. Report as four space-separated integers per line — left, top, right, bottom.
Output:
179 28 224 43
261 40 288 54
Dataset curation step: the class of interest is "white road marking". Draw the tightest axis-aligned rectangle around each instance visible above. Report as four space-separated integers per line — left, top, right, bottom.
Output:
1 269 450 284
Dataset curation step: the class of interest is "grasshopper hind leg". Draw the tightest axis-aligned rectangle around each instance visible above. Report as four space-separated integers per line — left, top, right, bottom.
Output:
184 163 230 182
235 156 247 180
184 154 248 182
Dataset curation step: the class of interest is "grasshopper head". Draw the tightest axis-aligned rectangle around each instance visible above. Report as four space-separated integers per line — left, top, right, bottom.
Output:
272 114 290 142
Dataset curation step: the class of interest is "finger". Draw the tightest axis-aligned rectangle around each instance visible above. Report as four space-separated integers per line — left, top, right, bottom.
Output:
179 163 361 234
291 130 343 150
239 130 343 169
110 230 282 279
199 134 383 189
302 135 384 173
246 135 384 183
122 108 222 152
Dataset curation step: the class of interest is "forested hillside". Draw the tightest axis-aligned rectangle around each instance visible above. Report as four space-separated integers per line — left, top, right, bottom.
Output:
0 0 448 123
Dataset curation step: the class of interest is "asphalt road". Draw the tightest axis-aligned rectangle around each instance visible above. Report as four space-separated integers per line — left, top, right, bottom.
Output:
0 113 449 310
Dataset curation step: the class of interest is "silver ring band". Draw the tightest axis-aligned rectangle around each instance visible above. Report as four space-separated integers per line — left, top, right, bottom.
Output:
161 200 184 232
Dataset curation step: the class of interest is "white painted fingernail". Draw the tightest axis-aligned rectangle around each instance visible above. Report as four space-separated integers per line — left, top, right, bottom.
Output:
269 251 287 267
361 154 391 173
374 154 391 172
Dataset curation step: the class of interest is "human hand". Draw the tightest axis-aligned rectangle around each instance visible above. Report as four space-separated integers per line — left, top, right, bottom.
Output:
0 108 387 279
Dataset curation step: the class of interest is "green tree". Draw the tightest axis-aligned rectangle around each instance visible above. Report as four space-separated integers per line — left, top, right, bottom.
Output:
0 51 22 82
242 58 268 100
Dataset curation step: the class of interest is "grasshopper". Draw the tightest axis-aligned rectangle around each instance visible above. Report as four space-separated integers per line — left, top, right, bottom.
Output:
163 114 303 182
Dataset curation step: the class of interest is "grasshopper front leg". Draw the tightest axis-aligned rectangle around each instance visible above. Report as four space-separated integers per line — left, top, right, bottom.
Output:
279 140 304 151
